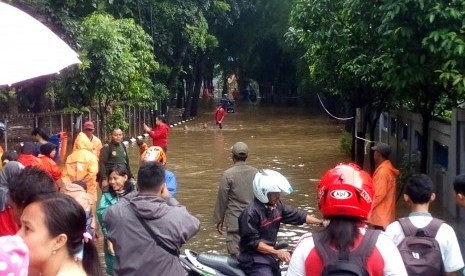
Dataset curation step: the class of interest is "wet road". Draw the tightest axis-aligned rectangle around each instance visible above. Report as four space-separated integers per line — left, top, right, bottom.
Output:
98 99 465 273
124 101 349 254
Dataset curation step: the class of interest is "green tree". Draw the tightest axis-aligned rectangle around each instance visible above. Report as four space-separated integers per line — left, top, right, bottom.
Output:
288 0 393 169
378 0 463 172
423 1 465 98
63 12 161 133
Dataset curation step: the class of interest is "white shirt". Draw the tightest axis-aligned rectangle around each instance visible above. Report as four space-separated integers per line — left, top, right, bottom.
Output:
287 228 408 276
385 215 464 273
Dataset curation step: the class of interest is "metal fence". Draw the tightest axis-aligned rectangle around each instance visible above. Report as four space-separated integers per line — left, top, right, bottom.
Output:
1 105 166 152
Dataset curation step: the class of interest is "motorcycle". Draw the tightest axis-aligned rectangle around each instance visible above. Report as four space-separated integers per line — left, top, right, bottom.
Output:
180 242 289 276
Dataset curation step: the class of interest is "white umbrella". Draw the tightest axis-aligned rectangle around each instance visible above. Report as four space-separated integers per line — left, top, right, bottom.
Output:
0 2 81 86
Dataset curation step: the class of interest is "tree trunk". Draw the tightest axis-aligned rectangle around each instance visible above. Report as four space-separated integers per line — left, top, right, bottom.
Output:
183 63 194 120
222 71 228 96
166 42 188 113
191 54 207 117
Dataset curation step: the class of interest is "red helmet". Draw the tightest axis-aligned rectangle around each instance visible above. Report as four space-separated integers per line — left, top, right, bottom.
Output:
317 163 374 219
141 146 166 165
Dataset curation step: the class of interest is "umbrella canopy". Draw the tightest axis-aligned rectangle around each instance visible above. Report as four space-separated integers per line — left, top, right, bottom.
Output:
0 2 81 86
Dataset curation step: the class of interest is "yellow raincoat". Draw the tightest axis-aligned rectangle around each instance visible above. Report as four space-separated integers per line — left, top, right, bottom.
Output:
61 135 98 201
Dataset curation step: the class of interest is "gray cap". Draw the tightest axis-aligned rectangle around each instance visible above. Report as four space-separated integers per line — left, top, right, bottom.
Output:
371 142 391 157
231 142 249 157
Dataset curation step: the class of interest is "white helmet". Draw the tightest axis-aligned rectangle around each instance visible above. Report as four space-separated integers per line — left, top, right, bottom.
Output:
253 169 293 204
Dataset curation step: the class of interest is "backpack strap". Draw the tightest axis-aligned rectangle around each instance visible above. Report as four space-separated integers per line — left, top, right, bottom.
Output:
352 230 381 265
125 199 180 257
312 229 380 265
398 217 418 236
421 218 444 238
398 217 443 238
312 232 332 264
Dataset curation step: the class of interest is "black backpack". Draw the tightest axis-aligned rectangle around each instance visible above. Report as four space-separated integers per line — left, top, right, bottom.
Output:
313 230 381 276
397 217 444 276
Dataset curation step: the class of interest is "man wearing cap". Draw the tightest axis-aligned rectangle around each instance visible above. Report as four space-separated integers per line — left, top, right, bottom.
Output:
369 142 399 230
213 142 258 257
74 121 103 159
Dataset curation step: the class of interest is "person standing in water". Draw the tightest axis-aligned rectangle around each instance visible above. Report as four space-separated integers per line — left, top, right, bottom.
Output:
98 128 134 192
214 103 225 129
213 142 258 257
144 115 169 153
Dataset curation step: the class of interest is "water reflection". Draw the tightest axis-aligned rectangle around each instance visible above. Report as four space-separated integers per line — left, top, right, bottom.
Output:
123 102 349 254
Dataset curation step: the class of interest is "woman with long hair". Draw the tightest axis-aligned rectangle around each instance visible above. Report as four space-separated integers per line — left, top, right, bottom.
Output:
17 193 103 276
97 164 134 275
287 163 407 276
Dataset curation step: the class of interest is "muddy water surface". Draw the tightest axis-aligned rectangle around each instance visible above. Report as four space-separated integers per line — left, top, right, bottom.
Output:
123 102 349 255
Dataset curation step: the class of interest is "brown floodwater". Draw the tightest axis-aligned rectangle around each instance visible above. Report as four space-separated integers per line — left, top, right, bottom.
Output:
97 100 464 272
123 101 349 255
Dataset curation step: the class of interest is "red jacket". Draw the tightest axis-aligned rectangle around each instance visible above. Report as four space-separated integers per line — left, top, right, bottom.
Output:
38 155 62 182
148 123 169 148
215 107 225 122
18 154 44 169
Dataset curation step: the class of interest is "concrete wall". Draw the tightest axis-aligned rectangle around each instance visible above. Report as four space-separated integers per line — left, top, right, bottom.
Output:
374 108 465 217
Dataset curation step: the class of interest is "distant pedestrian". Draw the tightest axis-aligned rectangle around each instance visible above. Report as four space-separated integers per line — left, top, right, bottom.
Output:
213 142 258 257
369 142 399 230
215 103 225 129
144 115 169 153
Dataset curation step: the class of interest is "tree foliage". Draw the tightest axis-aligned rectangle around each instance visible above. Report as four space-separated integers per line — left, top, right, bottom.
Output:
64 12 160 132
288 0 465 171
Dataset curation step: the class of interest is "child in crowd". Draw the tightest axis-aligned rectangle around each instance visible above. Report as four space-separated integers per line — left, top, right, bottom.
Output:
38 142 62 182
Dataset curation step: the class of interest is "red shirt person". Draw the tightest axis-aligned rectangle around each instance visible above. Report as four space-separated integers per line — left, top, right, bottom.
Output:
144 115 169 153
215 104 225 129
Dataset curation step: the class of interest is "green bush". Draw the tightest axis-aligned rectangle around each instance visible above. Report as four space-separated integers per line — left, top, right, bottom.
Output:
105 106 128 132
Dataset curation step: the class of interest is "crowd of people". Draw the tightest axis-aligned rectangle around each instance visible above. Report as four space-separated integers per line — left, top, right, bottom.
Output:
0 116 464 276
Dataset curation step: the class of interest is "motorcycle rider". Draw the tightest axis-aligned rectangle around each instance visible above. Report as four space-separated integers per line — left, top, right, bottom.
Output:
286 163 407 276
237 169 322 276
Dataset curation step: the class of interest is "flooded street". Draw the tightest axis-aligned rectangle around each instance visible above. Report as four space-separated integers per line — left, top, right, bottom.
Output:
97 100 464 273
124 101 349 254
